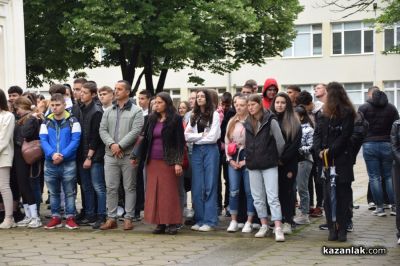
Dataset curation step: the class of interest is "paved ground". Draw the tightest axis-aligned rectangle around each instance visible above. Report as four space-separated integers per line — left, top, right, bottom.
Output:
0 157 399 265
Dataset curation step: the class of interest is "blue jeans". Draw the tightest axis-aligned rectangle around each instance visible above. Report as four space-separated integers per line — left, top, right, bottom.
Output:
228 151 254 216
191 144 219 227
79 162 106 217
363 142 395 208
44 160 77 217
296 160 312 215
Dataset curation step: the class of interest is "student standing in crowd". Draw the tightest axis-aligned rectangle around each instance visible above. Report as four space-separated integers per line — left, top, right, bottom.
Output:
359 87 398 216
133 92 184 234
314 82 356 242
99 80 143 230
40 93 81 229
13 97 42 228
76 82 106 229
98 86 114 111
244 94 286 241
293 105 314 225
185 89 221 232
225 96 254 233
0 89 16 229
286 85 301 107
271 92 302 235
390 119 400 245
262 78 279 110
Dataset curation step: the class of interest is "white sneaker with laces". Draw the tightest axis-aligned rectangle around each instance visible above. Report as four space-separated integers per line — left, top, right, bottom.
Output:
281 223 292 235
293 213 310 225
242 222 252 233
275 227 285 242
191 224 201 231
17 216 32 227
227 220 238 232
27 217 42 228
254 225 269 238
199 224 214 232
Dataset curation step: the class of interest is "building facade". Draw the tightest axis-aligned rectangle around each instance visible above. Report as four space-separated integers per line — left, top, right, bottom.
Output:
0 0 26 91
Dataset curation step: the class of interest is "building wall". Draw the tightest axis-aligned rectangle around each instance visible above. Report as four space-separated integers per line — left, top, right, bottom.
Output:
0 0 26 91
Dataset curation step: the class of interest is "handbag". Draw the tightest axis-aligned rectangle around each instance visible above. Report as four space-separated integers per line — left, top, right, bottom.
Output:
21 139 43 165
131 135 145 160
227 142 238 156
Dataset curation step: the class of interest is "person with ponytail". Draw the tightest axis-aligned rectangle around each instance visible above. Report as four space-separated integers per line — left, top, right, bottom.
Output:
13 96 43 228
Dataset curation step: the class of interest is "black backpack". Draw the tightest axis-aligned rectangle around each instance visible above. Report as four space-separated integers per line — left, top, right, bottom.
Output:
351 111 369 163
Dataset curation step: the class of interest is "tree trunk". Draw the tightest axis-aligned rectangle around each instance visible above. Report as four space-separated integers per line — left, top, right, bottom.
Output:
131 69 145 97
119 43 140 87
155 56 170 94
143 53 155 95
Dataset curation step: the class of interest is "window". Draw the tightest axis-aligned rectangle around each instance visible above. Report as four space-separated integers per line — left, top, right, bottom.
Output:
283 24 322 57
384 81 400 109
384 25 400 51
332 22 374 55
343 82 372 107
164 88 181 106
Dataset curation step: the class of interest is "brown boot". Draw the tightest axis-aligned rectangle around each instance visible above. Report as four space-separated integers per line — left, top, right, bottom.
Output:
123 218 134 230
100 218 117 230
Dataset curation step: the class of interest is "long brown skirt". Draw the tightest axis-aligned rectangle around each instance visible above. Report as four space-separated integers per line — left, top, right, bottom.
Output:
144 159 182 225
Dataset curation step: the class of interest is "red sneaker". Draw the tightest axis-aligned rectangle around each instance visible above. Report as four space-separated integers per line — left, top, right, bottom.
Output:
65 217 79 230
310 207 323 217
44 216 62 229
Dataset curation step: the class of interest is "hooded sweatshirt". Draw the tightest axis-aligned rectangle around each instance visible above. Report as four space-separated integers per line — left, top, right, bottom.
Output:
262 78 279 110
358 90 399 142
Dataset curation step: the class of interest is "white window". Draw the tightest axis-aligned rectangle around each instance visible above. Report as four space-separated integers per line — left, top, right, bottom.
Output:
343 82 372 107
332 22 374 55
384 25 400 51
164 88 181 106
283 24 322 57
384 81 400 109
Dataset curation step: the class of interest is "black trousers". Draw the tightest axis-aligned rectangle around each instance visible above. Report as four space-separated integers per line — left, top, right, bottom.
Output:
135 159 145 215
218 152 229 211
279 173 296 224
393 164 400 238
324 179 352 231
14 147 36 205
309 162 324 208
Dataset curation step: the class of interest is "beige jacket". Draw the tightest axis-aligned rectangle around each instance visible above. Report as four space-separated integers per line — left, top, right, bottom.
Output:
0 111 15 167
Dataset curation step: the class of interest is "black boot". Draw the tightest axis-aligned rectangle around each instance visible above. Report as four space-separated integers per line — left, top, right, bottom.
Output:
168 224 178 235
92 215 106 229
338 228 347 242
328 228 338 241
152 224 166 234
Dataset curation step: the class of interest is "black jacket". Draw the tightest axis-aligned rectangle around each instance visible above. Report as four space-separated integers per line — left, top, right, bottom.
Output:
244 110 279 170
314 108 355 183
14 115 41 147
358 91 399 142
142 113 185 166
391 120 400 165
76 101 105 162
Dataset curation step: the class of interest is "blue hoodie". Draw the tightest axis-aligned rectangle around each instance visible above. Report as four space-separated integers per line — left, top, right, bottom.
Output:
39 111 81 162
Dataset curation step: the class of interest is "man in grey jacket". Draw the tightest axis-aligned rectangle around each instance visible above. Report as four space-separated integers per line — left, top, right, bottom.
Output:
99 80 144 230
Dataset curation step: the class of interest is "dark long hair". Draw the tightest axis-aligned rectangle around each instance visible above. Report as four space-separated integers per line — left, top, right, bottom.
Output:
324 82 356 119
148 92 177 129
0 89 9 111
190 89 214 127
295 105 314 128
270 92 300 141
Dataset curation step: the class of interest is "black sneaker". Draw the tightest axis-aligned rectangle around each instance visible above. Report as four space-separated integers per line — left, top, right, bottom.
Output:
132 215 142 222
319 223 328 230
77 216 97 226
92 216 106 229
184 218 196 226
346 222 353 232
75 210 86 221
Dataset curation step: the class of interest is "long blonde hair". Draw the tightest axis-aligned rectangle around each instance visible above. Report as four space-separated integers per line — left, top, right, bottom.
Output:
226 95 248 140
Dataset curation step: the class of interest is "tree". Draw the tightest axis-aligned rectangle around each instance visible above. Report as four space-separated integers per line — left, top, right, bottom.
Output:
25 1 303 93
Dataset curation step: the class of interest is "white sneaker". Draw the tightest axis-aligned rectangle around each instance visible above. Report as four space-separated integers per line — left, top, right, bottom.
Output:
281 223 292 235
28 217 42 228
252 223 261 230
293 213 310 225
17 216 32 227
199 224 214 232
275 227 285 242
372 208 387 217
227 220 238 232
254 225 269 238
191 224 201 231
242 222 252 233
0 217 17 229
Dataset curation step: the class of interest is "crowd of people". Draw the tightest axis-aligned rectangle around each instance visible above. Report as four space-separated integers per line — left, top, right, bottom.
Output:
0 77 399 245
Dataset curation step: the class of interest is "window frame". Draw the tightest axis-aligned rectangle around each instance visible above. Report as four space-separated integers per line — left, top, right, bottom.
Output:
331 21 374 56
383 24 400 52
282 24 323 58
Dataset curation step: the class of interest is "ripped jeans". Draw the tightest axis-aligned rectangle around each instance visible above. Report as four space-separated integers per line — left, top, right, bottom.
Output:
228 151 254 216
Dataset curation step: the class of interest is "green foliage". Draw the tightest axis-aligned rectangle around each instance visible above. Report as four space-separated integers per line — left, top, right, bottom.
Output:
25 0 303 91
